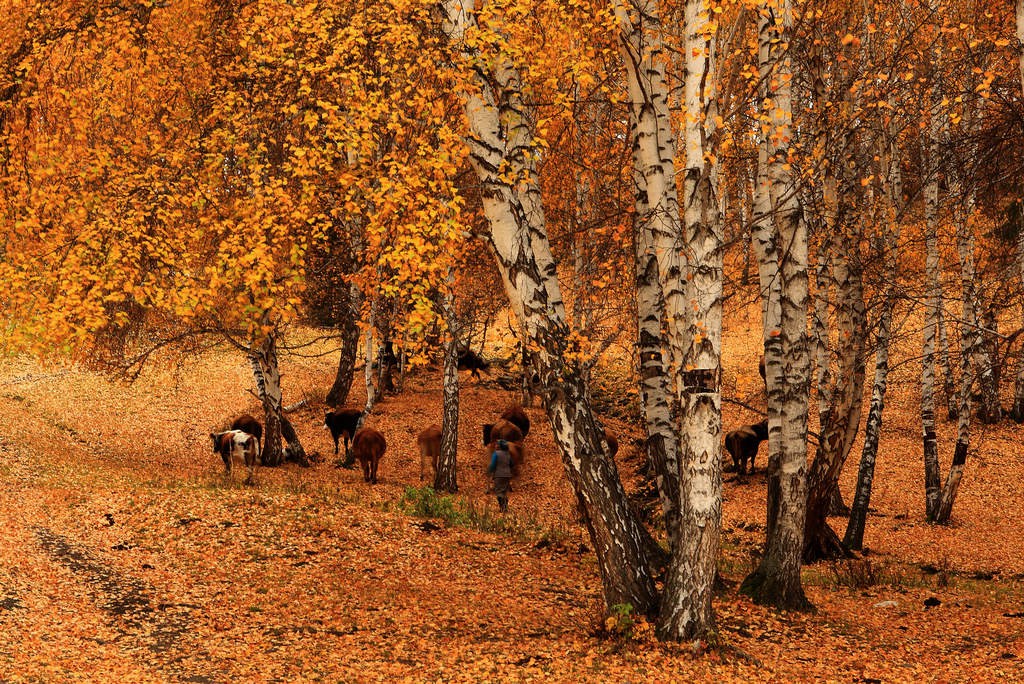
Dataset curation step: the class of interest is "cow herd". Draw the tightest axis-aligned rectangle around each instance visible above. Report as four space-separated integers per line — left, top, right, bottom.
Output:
209 355 770 487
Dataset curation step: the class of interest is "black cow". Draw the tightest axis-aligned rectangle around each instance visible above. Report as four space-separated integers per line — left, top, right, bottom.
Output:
457 349 490 379
324 407 363 461
725 419 769 477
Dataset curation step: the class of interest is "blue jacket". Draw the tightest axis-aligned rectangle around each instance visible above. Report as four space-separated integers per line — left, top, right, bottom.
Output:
488 449 513 478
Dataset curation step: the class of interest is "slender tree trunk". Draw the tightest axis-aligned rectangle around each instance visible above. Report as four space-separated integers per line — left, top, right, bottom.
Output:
442 0 659 614
1013 224 1024 421
615 0 687 392
921 125 944 511
325 284 361 407
804 230 866 562
619 0 682 552
812 234 832 418
844 298 892 550
632 149 681 551
248 331 306 467
934 301 974 523
930 202 984 522
845 141 902 548
934 309 957 420
361 295 380 426
741 0 811 610
435 283 459 493
658 0 723 639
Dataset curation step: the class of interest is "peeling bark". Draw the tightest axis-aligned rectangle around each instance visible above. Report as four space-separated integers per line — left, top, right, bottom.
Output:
741 0 811 610
435 274 459 493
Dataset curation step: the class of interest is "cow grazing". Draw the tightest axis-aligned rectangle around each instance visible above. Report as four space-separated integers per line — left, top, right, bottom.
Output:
482 423 493 446
352 427 386 484
602 428 618 457
324 407 362 459
487 418 523 446
725 419 769 476
210 429 259 485
230 414 263 460
417 424 442 481
499 405 530 437
457 349 491 379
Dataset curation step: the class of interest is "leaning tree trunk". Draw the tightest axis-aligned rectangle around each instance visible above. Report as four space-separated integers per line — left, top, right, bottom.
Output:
249 330 307 467
951 101 1001 424
931 200 984 522
741 0 811 610
921 123 944 511
325 284 362 407
442 0 659 615
631 157 682 551
657 0 723 639
804 222 867 563
435 275 459 493
843 310 891 551
933 304 974 523
845 140 902 551
937 307 959 420
361 294 381 427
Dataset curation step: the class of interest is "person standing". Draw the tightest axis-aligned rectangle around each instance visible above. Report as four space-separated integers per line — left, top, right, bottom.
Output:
488 439 513 512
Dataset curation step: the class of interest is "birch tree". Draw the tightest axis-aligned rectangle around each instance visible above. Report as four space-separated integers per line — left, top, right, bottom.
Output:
656 0 724 639
740 0 811 610
435 271 459 493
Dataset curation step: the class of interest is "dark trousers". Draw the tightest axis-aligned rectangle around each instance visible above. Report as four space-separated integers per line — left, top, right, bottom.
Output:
493 476 511 512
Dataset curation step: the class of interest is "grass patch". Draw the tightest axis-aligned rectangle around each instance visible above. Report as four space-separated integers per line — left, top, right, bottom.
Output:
397 485 571 543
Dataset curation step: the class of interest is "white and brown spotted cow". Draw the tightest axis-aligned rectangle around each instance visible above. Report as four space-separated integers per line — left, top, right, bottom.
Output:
210 429 259 485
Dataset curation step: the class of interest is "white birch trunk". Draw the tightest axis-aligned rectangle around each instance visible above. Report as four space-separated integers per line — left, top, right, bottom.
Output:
360 294 380 427
921 125 943 513
844 135 902 550
741 0 810 609
632 152 682 550
435 271 459 493
658 0 723 639
615 0 688 388
248 330 305 466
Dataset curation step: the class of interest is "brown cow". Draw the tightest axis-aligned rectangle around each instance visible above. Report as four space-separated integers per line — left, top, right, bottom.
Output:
499 405 530 437
352 427 386 484
230 414 263 461
417 424 441 481
724 419 769 476
210 429 259 485
602 428 619 457
485 419 526 483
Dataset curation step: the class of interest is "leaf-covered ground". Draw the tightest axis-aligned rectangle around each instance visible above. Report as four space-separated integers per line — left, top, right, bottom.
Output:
1 327 1023 681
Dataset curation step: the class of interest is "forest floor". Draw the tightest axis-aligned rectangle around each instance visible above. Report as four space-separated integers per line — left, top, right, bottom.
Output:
1 321 1024 681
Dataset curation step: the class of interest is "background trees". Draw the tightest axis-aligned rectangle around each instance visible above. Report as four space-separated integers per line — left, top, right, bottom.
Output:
1 0 1023 643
